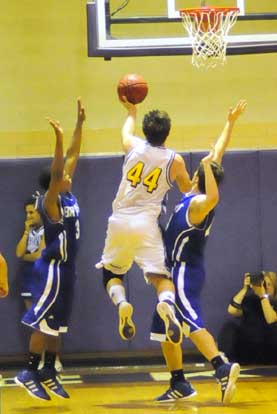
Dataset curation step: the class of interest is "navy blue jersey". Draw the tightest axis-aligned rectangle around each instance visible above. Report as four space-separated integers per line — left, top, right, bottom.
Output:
164 193 215 267
37 192 80 263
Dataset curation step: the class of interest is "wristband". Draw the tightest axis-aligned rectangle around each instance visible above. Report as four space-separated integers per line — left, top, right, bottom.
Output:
230 299 242 309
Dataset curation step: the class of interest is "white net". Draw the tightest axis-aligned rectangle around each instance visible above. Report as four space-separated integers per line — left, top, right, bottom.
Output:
180 8 239 69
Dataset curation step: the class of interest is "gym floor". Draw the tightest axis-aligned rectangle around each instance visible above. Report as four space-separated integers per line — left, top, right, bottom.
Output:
1 363 277 414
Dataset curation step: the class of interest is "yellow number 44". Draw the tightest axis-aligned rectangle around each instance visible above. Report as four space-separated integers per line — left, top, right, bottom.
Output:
127 162 162 193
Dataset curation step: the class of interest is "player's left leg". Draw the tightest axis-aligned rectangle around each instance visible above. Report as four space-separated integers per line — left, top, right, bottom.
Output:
148 274 182 345
38 334 69 399
15 331 51 401
156 342 196 403
104 268 136 340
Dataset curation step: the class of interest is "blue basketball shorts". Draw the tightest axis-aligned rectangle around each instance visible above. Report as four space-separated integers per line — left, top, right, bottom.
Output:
21 258 76 336
151 261 206 342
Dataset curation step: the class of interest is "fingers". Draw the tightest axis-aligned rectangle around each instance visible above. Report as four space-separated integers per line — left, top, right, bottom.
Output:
47 117 60 128
235 99 247 114
77 97 86 122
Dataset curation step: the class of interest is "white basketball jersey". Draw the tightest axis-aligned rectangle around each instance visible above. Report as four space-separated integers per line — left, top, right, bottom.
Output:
112 139 175 216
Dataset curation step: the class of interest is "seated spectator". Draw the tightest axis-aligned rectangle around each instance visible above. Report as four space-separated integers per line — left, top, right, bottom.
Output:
218 271 277 365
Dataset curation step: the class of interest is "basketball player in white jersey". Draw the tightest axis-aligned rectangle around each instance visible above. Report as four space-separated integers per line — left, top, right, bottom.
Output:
97 97 191 344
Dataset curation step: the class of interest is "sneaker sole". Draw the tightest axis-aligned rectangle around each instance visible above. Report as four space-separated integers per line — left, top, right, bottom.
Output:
156 390 197 403
156 302 182 345
222 363 240 404
14 376 51 401
119 302 136 340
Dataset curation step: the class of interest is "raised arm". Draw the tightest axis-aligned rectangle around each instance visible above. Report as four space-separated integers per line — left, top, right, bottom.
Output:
170 153 191 193
189 149 219 225
0 253 9 298
43 119 65 221
120 97 140 154
213 100 247 165
64 98 86 179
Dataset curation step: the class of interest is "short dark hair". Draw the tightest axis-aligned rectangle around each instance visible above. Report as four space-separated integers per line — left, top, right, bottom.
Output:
38 167 51 190
24 196 36 208
197 161 224 193
142 110 171 146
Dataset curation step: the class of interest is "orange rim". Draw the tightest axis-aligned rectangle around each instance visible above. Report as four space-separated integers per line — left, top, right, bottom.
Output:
179 6 239 17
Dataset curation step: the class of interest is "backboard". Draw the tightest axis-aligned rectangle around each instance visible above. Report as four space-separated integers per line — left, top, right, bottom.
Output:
87 0 277 59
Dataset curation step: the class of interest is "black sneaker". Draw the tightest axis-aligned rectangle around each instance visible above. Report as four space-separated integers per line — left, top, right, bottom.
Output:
156 380 197 403
118 302 136 340
156 301 182 345
215 362 240 404
15 369 51 401
38 367 69 399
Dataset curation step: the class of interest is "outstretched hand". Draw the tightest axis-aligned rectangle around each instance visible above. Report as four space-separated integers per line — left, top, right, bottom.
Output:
77 97 86 124
228 100 247 123
47 118 63 137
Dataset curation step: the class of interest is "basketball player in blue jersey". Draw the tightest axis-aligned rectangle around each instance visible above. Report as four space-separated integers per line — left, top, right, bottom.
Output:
15 98 85 401
151 100 247 404
97 97 191 345
0 253 8 298
16 196 63 372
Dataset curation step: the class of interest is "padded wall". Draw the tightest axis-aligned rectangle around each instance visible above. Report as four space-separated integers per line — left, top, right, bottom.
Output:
0 151 275 358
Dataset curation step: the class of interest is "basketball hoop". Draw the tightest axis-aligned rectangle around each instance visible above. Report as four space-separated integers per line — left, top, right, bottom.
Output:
179 7 239 69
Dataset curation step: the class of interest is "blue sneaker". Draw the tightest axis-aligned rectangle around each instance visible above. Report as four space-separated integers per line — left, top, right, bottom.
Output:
118 302 136 340
156 301 183 345
38 368 69 399
156 380 197 403
15 369 51 401
215 362 240 404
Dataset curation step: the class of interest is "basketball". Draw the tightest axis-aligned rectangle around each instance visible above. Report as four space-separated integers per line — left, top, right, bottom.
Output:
117 73 148 104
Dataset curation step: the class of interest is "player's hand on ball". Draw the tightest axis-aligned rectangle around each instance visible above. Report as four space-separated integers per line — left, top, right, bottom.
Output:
120 96 137 113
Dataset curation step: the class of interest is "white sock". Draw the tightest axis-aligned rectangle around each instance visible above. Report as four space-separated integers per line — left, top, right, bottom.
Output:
158 290 175 304
108 284 126 306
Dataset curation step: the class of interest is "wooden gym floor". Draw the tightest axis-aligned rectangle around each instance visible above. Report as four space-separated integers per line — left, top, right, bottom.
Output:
1 364 277 414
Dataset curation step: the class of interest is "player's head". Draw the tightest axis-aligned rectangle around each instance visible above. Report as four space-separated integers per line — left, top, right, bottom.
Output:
195 161 224 193
38 166 72 193
142 110 171 146
24 196 42 227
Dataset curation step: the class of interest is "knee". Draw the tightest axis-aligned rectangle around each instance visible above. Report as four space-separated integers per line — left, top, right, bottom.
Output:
102 268 125 289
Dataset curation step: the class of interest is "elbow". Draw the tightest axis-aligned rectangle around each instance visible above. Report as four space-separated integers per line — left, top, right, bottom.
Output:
208 194 219 210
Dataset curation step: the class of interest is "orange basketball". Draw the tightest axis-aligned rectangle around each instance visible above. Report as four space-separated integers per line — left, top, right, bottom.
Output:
117 73 148 104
